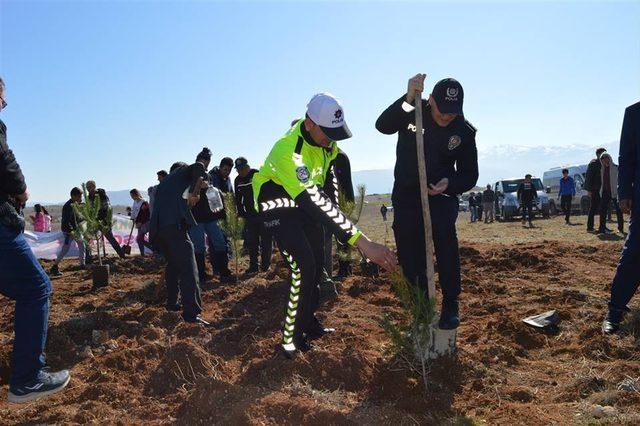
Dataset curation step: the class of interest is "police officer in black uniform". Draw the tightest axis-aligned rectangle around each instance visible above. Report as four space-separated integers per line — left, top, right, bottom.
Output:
376 73 478 329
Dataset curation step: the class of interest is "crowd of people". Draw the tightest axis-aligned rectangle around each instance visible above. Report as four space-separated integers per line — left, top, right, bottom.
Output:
1 73 638 407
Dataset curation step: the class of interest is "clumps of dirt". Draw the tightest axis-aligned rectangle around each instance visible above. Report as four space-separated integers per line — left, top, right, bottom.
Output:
176 377 257 424
240 347 374 393
248 393 354 426
557 374 607 402
346 276 385 298
492 318 548 350
147 340 224 396
483 249 548 272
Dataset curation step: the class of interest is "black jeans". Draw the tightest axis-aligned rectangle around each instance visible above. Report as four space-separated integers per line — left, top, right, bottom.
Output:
599 193 624 232
521 202 534 223
587 192 601 230
104 229 125 258
246 215 272 270
560 195 572 223
393 195 460 304
154 226 202 321
261 209 323 349
609 209 639 311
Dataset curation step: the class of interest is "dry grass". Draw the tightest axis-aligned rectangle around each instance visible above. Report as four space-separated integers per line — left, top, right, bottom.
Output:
358 194 629 247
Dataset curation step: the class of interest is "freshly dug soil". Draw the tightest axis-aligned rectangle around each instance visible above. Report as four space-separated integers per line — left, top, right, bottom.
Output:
0 239 639 424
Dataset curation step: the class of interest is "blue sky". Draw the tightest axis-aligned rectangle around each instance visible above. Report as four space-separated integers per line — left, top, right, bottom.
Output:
1 1 639 203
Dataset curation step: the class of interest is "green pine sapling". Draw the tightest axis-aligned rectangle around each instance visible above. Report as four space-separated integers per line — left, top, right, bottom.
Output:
72 183 113 266
219 192 244 275
379 270 436 391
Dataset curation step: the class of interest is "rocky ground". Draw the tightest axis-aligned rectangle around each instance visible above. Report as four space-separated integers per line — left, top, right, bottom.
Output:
1 206 639 425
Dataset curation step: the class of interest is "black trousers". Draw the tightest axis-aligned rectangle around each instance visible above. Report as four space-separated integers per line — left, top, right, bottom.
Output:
393 195 460 305
521 202 534 223
246 216 273 269
154 226 202 321
587 192 601 230
599 193 624 232
261 209 323 349
609 209 639 311
560 195 572 222
104 229 125 258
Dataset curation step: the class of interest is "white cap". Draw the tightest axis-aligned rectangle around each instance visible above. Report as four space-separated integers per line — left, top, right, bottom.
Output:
305 93 352 141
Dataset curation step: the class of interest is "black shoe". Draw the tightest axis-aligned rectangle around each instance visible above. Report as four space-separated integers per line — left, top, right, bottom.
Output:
281 336 313 359
439 301 460 330
8 369 70 403
587 227 595 232
598 228 613 234
602 310 624 335
49 265 62 277
306 324 336 340
185 316 210 326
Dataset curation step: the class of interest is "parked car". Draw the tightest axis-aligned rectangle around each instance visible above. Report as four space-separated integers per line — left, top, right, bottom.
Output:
542 164 590 215
494 177 550 221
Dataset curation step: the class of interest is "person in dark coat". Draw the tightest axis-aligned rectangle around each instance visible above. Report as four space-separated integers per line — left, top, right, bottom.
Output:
375 73 479 330
0 77 71 403
602 102 640 334
380 204 388 221
584 147 607 231
148 155 210 325
517 174 538 226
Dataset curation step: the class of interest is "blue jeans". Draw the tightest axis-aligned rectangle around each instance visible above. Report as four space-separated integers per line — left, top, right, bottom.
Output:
609 209 640 312
470 206 477 222
0 224 52 387
188 220 227 254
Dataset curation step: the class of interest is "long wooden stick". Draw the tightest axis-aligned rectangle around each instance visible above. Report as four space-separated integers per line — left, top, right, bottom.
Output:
414 92 436 303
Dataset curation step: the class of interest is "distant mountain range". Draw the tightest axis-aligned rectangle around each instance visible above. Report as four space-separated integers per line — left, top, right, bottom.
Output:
354 142 619 195
31 142 619 205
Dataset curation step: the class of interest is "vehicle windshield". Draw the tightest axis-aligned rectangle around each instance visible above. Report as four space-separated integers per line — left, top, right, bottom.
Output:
501 179 544 193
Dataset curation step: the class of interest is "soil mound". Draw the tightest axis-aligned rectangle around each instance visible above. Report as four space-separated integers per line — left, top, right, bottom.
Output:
147 340 223 396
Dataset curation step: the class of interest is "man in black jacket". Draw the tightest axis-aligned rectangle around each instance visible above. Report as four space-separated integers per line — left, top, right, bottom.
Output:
584 148 607 232
86 180 125 259
0 77 71 402
50 187 86 276
517 174 538 226
234 157 272 274
602 102 640 334
376 73 479 330
148 155 210 325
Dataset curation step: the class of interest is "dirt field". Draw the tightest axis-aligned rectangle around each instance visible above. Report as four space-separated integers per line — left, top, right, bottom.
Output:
1 200 639 425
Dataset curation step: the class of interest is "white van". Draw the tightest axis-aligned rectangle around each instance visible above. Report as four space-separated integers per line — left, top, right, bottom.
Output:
542 165 591 214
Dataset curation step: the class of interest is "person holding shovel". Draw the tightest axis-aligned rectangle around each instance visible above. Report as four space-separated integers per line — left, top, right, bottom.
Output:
376 74 478 330
253 93 397 358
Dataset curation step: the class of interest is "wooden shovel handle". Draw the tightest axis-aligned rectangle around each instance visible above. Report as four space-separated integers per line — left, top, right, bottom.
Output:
414 92 437 303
